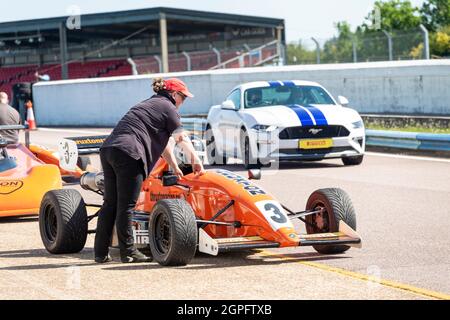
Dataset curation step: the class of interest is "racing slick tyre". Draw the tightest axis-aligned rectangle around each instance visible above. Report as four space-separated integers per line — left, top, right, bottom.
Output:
342 155 364 166
39 189 88 254
240 129 263 170
305 188 356 254
149 199 198 266
205 126 227 166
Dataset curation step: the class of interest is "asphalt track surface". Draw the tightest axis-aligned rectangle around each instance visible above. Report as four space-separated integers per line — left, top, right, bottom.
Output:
0 128 449 300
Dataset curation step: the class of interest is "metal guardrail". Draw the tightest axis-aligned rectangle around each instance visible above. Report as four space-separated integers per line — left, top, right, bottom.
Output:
366 130 450 152
181 117 207 134
181 118 450 152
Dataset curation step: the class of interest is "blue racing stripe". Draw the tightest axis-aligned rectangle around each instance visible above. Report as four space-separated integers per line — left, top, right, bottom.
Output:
304 105 328 125
282 81 296 87
268 81 282 87
288 105 314 126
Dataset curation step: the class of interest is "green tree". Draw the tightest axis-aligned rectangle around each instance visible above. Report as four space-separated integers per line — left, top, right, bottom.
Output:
322 22 355 63
420 0 450 32
286 41 316 65
361 0 422 31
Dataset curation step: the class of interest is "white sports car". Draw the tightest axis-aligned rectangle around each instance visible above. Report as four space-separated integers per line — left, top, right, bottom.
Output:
206 80 365 168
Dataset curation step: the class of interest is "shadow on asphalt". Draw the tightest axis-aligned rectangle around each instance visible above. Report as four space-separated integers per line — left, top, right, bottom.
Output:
0 248 350 271
0 247 97 270
102 250 350 271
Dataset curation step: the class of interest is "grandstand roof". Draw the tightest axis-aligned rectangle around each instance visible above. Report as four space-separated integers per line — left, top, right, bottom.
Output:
0 7 284 38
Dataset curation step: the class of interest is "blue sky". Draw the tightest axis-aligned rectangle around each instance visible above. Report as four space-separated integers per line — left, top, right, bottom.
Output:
0 0 425 42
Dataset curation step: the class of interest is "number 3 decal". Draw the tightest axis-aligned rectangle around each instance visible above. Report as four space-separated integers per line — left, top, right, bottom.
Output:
264 203 287 223
256 200 293 231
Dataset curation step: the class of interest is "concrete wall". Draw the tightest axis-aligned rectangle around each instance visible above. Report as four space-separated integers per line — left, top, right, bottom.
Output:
33 60 450 126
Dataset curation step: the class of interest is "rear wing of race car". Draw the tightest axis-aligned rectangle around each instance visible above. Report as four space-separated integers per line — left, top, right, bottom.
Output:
0 124 30 147
58 135 108 172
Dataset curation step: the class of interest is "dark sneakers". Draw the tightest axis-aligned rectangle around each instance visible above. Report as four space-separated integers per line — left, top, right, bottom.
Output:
95 254 113 263
120 250 152 263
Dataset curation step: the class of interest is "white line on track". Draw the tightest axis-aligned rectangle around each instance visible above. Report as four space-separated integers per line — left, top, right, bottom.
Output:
38 128 109 135
366 152 450 163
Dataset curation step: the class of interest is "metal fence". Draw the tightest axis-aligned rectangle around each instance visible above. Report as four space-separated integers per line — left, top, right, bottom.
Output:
287 27 431 65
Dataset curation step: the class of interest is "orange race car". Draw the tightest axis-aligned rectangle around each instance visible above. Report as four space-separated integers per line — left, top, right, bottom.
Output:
38 135 361 266
0 125 89 217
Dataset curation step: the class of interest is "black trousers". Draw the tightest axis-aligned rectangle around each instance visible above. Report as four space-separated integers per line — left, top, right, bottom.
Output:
94 147 144 258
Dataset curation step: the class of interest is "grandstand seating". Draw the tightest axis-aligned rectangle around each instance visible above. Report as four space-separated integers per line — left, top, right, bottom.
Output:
0 59 131 97
0 44 278 97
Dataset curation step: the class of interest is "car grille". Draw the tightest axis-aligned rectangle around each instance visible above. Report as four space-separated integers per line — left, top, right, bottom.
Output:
278 126 350 140
278 146 353 155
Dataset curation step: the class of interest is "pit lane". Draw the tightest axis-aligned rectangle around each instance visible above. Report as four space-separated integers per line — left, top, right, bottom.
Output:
0 128 449 300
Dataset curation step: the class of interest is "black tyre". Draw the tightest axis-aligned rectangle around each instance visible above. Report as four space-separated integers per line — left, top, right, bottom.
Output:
205 126 227 165
305 188 356 254
240 129 262 169
342 155 364 166
39 189 88 254
77 156 91 171
149 199 198 266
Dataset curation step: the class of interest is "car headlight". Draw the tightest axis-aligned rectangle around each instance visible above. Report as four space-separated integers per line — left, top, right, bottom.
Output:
252 124 278 132
352 120 364 129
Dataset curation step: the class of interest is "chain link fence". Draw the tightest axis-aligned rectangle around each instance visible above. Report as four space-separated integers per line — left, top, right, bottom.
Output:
288 28 430 65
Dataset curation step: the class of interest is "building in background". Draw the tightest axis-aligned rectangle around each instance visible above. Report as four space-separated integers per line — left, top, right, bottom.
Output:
0 7 286 97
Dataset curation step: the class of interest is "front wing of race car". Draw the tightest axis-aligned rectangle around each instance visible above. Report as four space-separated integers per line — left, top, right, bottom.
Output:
198 220 361 256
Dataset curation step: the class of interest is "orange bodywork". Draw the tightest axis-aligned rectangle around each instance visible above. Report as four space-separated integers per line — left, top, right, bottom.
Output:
0 144 62 217
135 158 300 248
28 144 84 178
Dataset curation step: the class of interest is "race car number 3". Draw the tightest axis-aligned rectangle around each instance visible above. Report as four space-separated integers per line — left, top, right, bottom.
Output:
255 200 293 231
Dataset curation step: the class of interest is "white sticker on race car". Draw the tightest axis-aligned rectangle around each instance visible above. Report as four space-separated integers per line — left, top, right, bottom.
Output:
133 230 149 245
255 200 294 231
58 138 78 171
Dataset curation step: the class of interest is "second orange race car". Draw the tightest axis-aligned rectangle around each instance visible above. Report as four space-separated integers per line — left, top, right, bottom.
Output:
0 125 92 217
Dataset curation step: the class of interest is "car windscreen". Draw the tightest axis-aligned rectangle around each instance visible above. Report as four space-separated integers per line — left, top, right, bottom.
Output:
244 85 335 109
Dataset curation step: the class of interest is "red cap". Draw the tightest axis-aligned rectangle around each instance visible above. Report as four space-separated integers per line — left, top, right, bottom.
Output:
164 78 194 98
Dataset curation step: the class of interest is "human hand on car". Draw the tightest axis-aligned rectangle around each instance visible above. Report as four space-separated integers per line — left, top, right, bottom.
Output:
174 166 184 179
192 162 205 176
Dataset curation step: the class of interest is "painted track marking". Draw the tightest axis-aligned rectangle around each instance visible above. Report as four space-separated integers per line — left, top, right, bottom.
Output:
258 250 450 300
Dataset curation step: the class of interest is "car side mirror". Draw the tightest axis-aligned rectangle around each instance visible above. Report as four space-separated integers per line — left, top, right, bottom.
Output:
162 174 178 187
248 169 261 180
221 100 237 110
338 96 349 106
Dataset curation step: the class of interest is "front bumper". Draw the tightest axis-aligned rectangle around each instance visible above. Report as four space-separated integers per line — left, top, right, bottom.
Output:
250 127 365 161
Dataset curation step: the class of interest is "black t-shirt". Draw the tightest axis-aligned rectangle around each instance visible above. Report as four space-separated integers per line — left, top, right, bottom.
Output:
101 93 182 176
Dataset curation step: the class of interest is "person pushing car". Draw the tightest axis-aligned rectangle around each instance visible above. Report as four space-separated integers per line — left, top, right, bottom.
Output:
95 77 205 263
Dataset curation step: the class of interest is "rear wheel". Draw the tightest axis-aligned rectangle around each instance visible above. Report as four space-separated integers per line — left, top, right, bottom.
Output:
149 199 198 266
39 189 88 254
205 127 227 165
342 155 364 166
305 188 356 254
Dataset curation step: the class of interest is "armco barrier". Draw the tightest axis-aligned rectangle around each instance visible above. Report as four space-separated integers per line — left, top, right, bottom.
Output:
181 118 450 152
364 130 450 151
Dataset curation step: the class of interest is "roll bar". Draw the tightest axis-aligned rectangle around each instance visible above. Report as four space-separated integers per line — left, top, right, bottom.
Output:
0 124 30 148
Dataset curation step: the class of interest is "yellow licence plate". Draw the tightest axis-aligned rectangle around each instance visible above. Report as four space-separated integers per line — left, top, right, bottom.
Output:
299 139 333 149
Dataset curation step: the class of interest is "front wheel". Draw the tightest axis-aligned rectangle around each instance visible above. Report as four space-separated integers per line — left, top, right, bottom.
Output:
149 199 198 266
342 155 364 166
39 189 88 254
241 131 262 169
305 188 356 254
205 127 227 166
